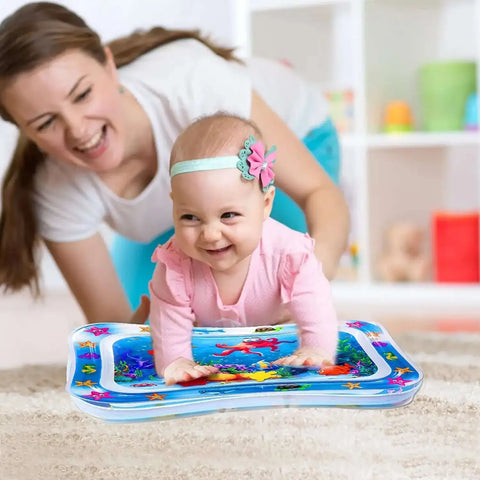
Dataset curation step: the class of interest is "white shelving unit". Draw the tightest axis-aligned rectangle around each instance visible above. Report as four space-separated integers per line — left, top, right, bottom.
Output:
245 0 480 312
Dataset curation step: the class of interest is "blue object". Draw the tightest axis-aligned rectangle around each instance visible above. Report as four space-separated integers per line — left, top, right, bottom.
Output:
110 227 174 310
111 118 340 309
464 93 478 130
66 320 423 422
270 117 340 234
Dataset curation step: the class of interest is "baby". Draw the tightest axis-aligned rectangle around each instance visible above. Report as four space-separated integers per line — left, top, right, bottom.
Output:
149 113 338 385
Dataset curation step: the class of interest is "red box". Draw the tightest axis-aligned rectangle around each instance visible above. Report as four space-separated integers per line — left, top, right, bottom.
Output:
432 211 479 283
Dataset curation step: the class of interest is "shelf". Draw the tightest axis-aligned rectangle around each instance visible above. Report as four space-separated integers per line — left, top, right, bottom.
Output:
339 132 480 149
366 132 480 149
339 134 356 148
250 0 350 12
331 282 480 313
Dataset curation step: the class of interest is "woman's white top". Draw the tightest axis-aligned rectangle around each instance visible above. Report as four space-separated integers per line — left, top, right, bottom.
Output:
33 39 328 243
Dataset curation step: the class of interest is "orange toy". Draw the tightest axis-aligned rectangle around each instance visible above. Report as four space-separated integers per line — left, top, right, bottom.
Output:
384 100 414 133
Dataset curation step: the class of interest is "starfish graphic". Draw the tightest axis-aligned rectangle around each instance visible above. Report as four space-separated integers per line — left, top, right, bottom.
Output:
395 367 413 375
75 380 97 387
346 322 366 329
243 371 280 382
85 326 110 336
83 391 112 401
342 382 361 390
146 393 166 401
387 378 407 386
78 341 97 348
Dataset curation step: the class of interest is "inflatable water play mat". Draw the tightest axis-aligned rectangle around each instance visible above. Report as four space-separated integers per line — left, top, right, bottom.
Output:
67 321 423 422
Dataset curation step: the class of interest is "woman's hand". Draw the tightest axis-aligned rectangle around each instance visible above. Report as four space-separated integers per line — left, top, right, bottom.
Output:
163 358 218 386
130 294 150 324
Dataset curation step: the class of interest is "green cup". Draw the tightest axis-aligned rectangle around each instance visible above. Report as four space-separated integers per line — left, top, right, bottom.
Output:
419 61 477 131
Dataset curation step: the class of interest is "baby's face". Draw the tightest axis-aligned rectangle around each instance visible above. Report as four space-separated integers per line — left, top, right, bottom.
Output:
171 167 274 275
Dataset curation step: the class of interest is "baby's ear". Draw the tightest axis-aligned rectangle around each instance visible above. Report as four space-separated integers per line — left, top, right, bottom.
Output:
263 186 276 219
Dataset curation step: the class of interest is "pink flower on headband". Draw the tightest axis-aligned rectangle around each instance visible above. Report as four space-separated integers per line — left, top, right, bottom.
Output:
236 135 276 191
247 140 276 191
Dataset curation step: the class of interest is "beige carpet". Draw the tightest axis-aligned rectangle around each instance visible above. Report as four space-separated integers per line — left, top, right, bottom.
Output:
1 332 479 480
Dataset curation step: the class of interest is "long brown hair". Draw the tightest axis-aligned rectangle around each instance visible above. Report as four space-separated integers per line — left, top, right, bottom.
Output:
0 2 238 296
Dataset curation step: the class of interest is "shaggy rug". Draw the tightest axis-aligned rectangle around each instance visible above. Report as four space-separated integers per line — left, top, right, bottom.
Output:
0 331 479 480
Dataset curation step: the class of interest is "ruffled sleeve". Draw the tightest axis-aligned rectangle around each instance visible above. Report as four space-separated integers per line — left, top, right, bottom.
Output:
279 236 338 359
148 240 195 376
279 235 315 304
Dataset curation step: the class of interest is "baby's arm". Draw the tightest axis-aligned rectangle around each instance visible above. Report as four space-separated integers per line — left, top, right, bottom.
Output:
149 259 211 384
274 251 338 367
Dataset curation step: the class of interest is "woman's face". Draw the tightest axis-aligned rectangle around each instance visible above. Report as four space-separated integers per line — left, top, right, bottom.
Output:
1 48 127 172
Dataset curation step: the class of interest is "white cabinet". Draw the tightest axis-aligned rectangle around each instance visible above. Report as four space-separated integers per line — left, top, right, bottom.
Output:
245 0 480 313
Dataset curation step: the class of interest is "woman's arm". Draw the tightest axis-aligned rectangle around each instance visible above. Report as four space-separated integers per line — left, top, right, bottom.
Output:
250 90 350 279
44 233 138 324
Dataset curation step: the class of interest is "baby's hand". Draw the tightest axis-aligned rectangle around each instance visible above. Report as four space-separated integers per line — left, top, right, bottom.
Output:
272 346 334 367
163 358 218 386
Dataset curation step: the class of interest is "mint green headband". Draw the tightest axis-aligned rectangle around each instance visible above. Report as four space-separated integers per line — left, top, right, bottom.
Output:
170 156 238 178
169 135 276 192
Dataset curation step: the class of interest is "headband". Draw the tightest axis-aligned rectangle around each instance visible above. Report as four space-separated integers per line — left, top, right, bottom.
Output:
170 135 276 192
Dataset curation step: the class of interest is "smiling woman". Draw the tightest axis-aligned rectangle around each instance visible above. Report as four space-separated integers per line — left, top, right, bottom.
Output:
0 2 348 327
1 51 133 173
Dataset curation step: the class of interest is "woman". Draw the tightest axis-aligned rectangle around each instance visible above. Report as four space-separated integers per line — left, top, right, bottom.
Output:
0 2 349 324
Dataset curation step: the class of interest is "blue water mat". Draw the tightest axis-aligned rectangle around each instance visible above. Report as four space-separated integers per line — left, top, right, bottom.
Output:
66 321 423 422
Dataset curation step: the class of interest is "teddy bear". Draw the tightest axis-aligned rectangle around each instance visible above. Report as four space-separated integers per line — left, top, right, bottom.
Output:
377 222 431 282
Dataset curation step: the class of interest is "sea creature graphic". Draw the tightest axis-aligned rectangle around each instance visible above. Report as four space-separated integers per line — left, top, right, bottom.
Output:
125 352 154 370
253 360 270 370
241 370 280 382
387 377 407 386
146 393 166 401
275 384 311 391
78 352 100 359
81 365 96 374
319 363 354 376
78 341 97 348
342 382 361 389
346 322 366 329
254 326 282 333
83 391 112 401
84 326 110 336
75 380 97 387
395 367 413 375
213 337 295 357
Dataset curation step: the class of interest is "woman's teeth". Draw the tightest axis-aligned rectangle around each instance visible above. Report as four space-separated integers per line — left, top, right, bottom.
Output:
76 129 104 152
